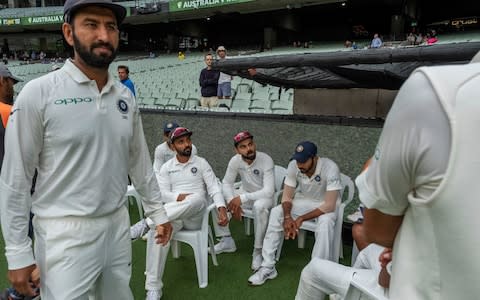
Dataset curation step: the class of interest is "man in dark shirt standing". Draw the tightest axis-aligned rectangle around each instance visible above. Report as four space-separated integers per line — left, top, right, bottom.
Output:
199 53 219 108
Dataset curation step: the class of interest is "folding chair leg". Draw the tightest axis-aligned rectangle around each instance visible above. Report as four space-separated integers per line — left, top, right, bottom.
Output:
244 217 253 235
193 236 208 288
136 197 144 219
351 241 359 266
171 240 181 258
208 226 218 266
297 230 306 249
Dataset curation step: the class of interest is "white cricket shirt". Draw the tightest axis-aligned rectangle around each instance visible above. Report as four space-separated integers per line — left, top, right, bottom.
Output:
284 157 341 202
158 154 225 208
222 151 275 203
0 59 168 269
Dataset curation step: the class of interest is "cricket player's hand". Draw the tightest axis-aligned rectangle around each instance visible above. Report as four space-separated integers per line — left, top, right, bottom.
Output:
8 264 39 297
217 207 229 226
283 216 298 240
177 193 191 202
155 222 173 246
227 197 241 214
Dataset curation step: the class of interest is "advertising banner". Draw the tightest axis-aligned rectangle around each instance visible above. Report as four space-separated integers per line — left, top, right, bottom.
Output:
169 0 254 12
0 8 130 27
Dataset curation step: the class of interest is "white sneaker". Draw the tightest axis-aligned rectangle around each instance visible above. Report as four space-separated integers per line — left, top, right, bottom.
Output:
213 237 237 254
347 208 363 223
248 266 278 286
146 289 162 300
131 219 149 241
251 251 263 271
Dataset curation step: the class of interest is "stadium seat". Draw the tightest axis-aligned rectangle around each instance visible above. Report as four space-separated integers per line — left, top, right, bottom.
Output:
171 202 218 288
217 98 233 109
231 99 251 112
249 99 270 110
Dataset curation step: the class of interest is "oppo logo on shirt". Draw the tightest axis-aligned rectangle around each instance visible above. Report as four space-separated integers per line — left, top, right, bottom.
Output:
54 97 93 105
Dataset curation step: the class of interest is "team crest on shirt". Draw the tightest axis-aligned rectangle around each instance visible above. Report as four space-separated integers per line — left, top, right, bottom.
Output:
314 175 321 182
117 99 129 114
191 167 198 174
253 169 260 175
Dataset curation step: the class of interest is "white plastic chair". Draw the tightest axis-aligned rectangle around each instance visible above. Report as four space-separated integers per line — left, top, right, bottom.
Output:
170 203 218 288
242 165 287 235
125 185 144 219
276 173 355 262
343 276 389 300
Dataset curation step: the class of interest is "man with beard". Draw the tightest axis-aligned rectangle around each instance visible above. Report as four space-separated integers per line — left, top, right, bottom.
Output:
212 131 275 272
0 1 172 299
248 141 342 286
130 120 199 241
146 127 228 300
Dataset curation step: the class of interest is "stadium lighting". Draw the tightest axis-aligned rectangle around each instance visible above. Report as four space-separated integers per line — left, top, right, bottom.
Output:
341 2 346 6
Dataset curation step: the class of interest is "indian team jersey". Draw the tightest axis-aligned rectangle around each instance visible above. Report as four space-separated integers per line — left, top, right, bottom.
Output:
1 59 167 222
284 158 341 202
158 154 225 208
222 151 275 203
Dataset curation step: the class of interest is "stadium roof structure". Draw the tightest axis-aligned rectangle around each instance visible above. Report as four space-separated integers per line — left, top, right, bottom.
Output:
213 42 480 90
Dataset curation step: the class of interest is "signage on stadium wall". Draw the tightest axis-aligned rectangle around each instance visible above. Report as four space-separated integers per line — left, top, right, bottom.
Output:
0 14 63 26
169 0 254 12
24 15 64 25
0 18 21 26
0 8 130 27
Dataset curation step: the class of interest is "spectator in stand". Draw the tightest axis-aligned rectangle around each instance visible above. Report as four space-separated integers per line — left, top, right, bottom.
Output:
216 46 232 100
118 65 136 96
427 30 438 45
39 51 46 63
199 53 219 108
370 33 382 48
415 33 424 45
406 32 416 45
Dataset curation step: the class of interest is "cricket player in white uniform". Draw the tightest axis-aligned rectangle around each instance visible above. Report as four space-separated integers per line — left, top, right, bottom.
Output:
130 120 197 240
0 1 172 299
145 127 228 300
295 243 390 300
248 141 342 286
357 51 480 299
212 131 275 271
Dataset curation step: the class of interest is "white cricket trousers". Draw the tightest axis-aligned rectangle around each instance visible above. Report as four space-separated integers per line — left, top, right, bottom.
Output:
212 195 273 249
295 243 386 300
33 206 133 300
261 200 336 268
145 193 206 291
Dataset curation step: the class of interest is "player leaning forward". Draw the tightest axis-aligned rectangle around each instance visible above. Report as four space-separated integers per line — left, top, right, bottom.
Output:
0 0 172 299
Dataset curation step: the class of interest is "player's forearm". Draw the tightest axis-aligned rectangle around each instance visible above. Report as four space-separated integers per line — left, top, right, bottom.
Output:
363 208 403 248
298 208 323 222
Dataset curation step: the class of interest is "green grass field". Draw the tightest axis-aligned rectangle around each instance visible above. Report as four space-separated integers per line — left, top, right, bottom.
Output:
0 204 352 299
